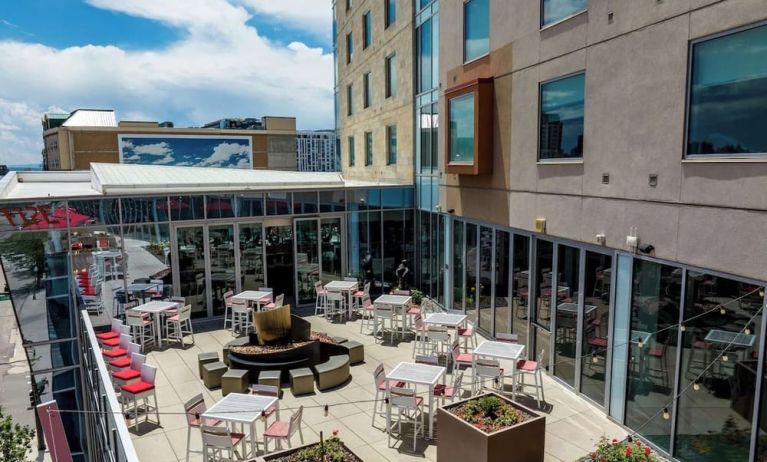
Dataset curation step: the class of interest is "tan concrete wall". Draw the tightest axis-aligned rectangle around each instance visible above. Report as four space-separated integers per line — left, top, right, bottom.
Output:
336 0 414 184
438 0 767 282
263 117 296 131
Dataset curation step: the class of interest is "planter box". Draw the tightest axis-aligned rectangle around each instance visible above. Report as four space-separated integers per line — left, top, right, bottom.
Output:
255 440 363 462
437 392 545 462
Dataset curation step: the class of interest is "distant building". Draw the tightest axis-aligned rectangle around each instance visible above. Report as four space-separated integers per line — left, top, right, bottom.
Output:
296 130 339 172
42 109 298 171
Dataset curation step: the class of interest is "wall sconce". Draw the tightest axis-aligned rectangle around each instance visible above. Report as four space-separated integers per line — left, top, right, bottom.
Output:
535 218 546 233
596 233 606 245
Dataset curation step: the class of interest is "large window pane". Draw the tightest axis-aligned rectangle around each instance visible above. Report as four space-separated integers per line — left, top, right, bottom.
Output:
465 223 478 322
363 72 371 108
448 93 475 163
295 220 320 305
387 125 397 165
71 226 124 327
478 226 492 331
239 223 265 291
363 11 372 49
512 235 530 349
383 210 414 291
581 252 612 406
452 220 464 310
534 239 554 329
385 0 396 27
209 225 235 315
676 274 763 461
120 197 169 223
175 226 207 318
236 193 264 217
553 244 579 387
320 218 343 284
121 224 172 309
382 187 414 209
542 0 587 26
265 193 291 215
357 211 382 295
365 131 373 166
688 24 767 156
386 54 397 98
540 73 585 160
206 195 235 219
68 199 120 226
625 260 682 452
418 211 432 295
293 192 318 214
319 191 345 213
494 230 510 336
464 0 489 62
417 18 433 93
168 196 205 221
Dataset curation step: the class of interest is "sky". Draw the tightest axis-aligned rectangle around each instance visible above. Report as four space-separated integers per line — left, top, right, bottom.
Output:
0 0 335 165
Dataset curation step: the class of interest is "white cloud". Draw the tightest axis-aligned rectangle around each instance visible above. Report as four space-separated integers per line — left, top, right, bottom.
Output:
132 141 173 157
200 141 250 167
0 0 334 165
237 0 333 39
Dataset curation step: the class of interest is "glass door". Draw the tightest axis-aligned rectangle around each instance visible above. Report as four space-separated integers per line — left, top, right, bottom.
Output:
175 225 207 318
208 224 235 316
238 222 265 291
320 217 343 283
265 221 295 307
295 218 320 305
553 244 580 388
478 226 493 332
580 251 612 406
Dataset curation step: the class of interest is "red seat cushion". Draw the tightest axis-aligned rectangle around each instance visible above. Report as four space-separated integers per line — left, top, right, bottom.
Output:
101 337 121 347
648 346 664 357
264 420 290 438
434 385 455 397
112 368 141 381
189 416 221 427
407 307 421 315
167 315 179 322
353 291 364 297
377 380 405 391
693 340 709 349
516 360 537 371
103 348 127 358
265 303 276 309
454 353 473 363
588 337 608 348
96 331 119 340
121 380 154 394
458 327 473 336
109 357 132 369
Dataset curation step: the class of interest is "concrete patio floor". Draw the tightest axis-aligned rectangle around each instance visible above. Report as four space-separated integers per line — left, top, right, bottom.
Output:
127 314 627 462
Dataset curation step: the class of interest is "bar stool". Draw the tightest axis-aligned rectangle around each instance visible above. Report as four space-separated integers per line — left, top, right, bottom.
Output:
121 363 160 431
314 281 327 317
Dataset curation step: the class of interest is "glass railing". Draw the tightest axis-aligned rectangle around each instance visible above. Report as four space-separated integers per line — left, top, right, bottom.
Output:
79 311 139 462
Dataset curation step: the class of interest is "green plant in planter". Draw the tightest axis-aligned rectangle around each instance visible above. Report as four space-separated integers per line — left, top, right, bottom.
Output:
295 436 347 462
581 437 663 462
457 396 523 432
410 289 424 305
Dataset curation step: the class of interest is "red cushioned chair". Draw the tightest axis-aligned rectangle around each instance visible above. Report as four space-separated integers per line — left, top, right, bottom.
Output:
102 333 132 361
184 393 221 461
263 406 304 454
107 342 140 373
120 363 159 431
96 319 124 343
111 351 145 388
100 324 131 349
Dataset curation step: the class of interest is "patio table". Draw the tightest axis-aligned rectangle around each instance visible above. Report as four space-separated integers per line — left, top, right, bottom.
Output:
704 329 756 348
472 340 526 399
131 300 179 348
233 290 273 311
325 280 358 317
93 250 121 280
374 294 412 337
422 312 467 329
386 361 446 439
202 393 279 458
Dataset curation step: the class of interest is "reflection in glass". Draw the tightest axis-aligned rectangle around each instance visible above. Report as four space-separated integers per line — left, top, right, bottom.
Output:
542 0 587 26
120 197 169 223
493 231 510 335
512 234 530 348
321 218 343 284
465 223 478 323
478 226 493 331
355 211 382 295
295 219 320 305
553 244 579 387
168 196 205 221
437 214 446 305
176 226 207 317
319 191 345 213
418 17 433 94
383 210 414 291
209 225 235 315
293 192 318 214
676 274 763 461
266 193 291 216
534 240 554 329
452 220 464 310
206 195 235 219
448 93 475 163
418 212 432 296
540 73 585 160
382 187 414 209
238 223 265 291
265 224 294 306
237 193 264 217
688 24 767 156
68 199 120 226
625 260 681 451
581 252 612 405
464 0 489 62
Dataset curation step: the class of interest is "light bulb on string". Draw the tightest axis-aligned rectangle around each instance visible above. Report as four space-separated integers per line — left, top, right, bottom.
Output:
662 408 670 420
722 354 729 362
324 404 329 417
637 340 644 349
693 382 700 391
592 355 599 364
679 325 685 332
745 326 751 335
720 307 726 315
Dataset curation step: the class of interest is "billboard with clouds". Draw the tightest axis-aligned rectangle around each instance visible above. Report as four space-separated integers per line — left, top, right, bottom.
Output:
118 134 252 169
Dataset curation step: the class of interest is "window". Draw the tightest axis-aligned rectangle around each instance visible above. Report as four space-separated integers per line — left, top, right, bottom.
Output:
385 54 397 98
417 16 438 93
346 0 352 11
464 0 489 62
346 32 353 63
687 23 767 156
385 0 396 28
346 84 353 116
448 93 475 163
542 0 587 27
365 131 373 165
363 72 371 108
387 125 397 164
363 12 372 49
348 136 355 166
539 73 585 160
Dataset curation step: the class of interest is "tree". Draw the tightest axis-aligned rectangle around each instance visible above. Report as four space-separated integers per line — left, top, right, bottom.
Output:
0 406 35 462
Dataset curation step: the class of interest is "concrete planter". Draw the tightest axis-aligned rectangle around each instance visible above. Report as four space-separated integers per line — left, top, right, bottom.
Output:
437 392 545 462
255 440 363 462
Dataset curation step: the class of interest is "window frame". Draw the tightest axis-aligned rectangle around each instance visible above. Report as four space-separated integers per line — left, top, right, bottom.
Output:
363 72 372 108
539 0 588 30
385 53 397 98
365 131 373 166
387 125 397 165
537 71 586 163
346 32 353 64
684 21 767 160
385 0 396 28
363 11 372 49
463 0 490 64
346 83 353 116
346 0 352 11
348 136 355 166
444 77 494 175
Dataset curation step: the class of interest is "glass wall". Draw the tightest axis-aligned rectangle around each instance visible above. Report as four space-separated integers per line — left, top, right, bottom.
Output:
320 218 343 284
478 226 493 331
208 224 235 315
625 259 682 452
512 234 531 349
383 210 414 290
581 251 612 405
448 93 475 163
295 219 320 305
553 244 580 387
494 230 511 335
465 223 478 321
175 226 207 317
534 240 554 329
540 73 585 160
687 23 767 156
452 220 464 310
238 223 265 291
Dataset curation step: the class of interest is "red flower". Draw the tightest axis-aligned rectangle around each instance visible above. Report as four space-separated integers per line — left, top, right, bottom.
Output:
612 438 618 444
625 446 632 457
590 452 596 460
645 447 651 456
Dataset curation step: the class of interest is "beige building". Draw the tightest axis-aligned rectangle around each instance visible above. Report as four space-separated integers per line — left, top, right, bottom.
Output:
335 0 414 184
42 109 298 171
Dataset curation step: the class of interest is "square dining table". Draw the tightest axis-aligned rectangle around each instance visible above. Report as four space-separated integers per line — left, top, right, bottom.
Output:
422 312 467 329
386 361 446 439
374 294 412 336
325 280 359 317
202 393 279 458
131 300 179 348
472 340 526 399
233 290 273 311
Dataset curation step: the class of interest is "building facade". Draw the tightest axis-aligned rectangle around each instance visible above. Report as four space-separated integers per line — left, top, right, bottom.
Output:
334 0 414 184
42 110 298 171
297 130 339 172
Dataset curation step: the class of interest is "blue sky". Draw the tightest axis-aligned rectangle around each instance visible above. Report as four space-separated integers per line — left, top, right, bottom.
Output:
0 0 334 164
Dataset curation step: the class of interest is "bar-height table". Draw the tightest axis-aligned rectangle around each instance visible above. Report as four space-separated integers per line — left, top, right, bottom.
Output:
324 280 358 317
472 340 526 399
386 361 446 439
233 290 273 311
422 312 467 329
374 294 412 336
131 300 179 348
202 393 279 458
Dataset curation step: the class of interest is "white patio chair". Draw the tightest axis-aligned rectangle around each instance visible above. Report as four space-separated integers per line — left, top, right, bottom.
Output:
372 364 404 425
126 309 154 352
387 387 424 452
314 281 327 317
473 359 504 395
263 406 304 453
374 303 396 344
201 424 246 461
514 349 546 408
120 363 160 431
166 304 194 346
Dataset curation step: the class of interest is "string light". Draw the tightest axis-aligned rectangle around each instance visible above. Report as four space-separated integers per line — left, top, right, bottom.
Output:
324 404 329 417
592 355 599 364
720 307 726 315
637 341 644 349
693 382 700 391
722 354 729 362
679 325 685 332
745 326 751 335
662 408 670 420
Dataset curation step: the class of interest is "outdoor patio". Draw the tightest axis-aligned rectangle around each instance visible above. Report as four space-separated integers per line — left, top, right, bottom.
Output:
125 313 627 462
